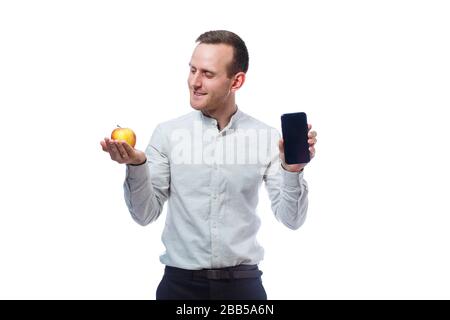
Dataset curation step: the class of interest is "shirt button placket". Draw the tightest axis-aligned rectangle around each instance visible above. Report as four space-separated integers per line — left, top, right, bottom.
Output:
210 134 221 266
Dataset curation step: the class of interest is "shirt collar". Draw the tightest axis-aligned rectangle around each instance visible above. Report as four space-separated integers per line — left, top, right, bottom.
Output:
198 106 243 132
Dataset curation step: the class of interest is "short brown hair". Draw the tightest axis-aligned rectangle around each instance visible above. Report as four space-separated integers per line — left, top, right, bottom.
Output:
196 30 249 78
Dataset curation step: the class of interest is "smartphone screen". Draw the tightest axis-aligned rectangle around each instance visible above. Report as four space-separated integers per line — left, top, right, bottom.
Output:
281 112 310 164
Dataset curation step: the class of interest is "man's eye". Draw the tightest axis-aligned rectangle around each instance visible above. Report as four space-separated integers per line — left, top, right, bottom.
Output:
205 73 213 78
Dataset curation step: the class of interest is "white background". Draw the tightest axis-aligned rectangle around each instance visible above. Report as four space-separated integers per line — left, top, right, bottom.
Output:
1 0 449 299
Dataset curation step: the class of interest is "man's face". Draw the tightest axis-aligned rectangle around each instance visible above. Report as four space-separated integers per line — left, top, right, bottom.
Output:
188 43 235 112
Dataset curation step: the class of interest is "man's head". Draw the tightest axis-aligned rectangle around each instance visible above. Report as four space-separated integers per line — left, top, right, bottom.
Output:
188 30 249 113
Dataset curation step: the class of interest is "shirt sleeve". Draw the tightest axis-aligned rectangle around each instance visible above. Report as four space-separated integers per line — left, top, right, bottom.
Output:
263 135 309 230
123 124 170 226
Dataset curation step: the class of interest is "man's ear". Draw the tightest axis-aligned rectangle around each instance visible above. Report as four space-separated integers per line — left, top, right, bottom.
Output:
230 72 246 92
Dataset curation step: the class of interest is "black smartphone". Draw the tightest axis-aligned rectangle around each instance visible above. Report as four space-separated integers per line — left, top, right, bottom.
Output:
281 112 310 164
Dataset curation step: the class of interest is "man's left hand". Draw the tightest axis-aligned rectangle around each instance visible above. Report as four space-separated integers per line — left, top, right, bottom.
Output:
278 124 317 172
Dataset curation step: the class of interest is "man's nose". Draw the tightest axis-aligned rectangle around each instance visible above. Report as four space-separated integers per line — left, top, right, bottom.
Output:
190 73 202 88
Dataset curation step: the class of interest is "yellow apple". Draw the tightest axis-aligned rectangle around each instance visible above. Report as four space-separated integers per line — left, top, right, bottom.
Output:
111 125 136 148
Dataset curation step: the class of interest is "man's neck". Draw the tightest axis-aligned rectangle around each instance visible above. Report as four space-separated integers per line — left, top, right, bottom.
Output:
202 102 238 131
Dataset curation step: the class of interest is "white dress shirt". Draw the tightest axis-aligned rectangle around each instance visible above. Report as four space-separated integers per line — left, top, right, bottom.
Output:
124 108 308 270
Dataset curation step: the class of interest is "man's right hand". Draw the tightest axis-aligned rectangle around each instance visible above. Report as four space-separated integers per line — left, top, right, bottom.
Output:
100 137 147 165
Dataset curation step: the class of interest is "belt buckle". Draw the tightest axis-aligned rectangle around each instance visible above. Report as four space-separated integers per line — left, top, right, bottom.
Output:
206 269 224 280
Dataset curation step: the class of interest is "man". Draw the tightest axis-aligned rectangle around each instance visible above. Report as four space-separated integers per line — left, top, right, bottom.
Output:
100 30 317 300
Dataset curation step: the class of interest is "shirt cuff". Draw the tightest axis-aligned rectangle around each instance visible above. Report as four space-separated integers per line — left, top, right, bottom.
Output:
281 165 305 187
126 162 149 180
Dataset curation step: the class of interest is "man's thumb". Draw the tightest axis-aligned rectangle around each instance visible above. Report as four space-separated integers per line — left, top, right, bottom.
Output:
278 139 284 153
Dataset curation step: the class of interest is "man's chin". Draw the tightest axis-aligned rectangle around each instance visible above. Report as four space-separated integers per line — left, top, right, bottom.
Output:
189 101 206 111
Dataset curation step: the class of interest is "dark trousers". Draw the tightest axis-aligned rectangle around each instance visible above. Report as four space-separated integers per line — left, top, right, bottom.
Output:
156 265 267 300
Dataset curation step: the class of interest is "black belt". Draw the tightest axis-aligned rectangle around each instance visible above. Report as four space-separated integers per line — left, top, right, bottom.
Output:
165 265 263 280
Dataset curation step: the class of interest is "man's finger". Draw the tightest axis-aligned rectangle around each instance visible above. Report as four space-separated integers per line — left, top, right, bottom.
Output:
104 137 113 153
308 124 312 131
308 138 317 145
100 140 108 152
109 140 121 161
122 141 135 155
308 130 317 138
116 141 129 160
309 146 315 159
